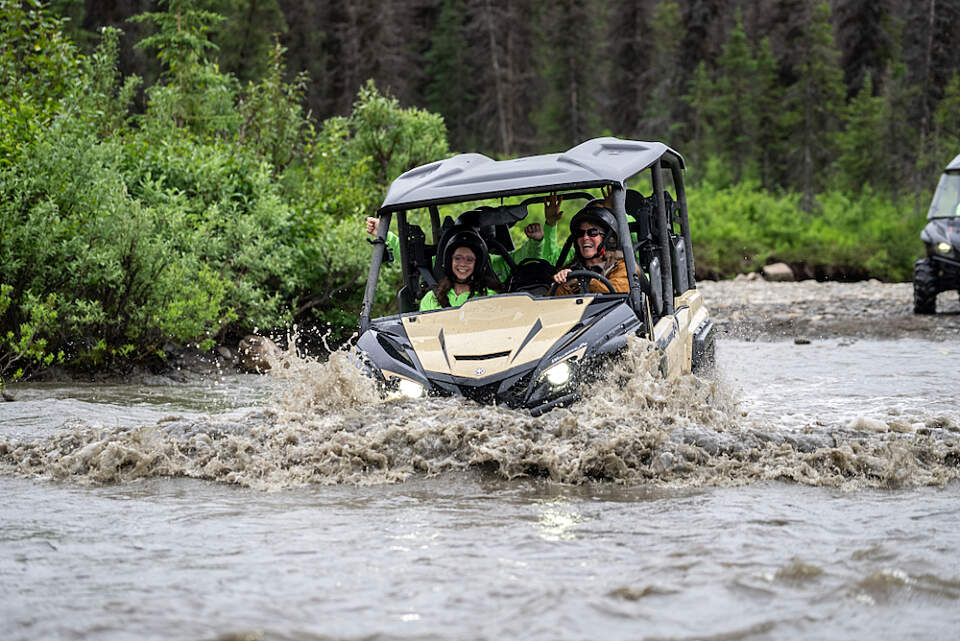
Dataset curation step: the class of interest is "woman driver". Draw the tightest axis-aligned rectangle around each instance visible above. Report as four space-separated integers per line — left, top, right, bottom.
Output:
552 204 629 296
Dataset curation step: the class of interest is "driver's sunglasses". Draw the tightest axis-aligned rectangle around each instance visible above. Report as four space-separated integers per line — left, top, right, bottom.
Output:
573 228 604 238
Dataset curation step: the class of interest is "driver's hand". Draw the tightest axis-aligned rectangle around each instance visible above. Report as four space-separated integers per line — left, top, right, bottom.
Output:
524 223 543 241
553 268 571 284
544 193 563 226
365 217 379 236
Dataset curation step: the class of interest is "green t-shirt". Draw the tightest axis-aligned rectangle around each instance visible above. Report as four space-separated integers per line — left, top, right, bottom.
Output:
419 287 497 311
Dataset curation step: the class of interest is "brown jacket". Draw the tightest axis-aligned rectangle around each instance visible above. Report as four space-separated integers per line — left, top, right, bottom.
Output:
554 252 629 296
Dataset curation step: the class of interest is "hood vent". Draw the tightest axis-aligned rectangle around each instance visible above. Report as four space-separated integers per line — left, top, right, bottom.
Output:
455 350 511 361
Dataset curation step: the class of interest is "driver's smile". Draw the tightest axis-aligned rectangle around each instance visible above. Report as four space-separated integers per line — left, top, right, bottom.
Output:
576 225 602 259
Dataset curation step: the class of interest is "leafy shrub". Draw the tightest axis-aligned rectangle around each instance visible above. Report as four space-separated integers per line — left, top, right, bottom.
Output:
0 1 450 376
688 167 925 280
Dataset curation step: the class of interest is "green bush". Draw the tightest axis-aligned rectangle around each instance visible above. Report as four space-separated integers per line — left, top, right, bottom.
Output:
0 1 450 376
688 169 926 280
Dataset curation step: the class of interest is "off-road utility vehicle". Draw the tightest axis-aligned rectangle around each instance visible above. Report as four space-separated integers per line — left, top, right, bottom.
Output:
354 137 713 415
914 153 960 314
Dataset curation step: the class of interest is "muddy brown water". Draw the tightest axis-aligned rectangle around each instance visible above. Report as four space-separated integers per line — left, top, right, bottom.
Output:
2 330 959 640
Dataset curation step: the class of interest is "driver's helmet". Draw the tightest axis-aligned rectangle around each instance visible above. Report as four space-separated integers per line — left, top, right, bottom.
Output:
569 205 619 256
440 226 489 284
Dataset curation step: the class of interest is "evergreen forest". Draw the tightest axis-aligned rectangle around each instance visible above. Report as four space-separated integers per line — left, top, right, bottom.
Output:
2 0 960 382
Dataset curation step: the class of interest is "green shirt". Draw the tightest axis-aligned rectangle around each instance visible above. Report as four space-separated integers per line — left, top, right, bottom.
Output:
419 288 497 311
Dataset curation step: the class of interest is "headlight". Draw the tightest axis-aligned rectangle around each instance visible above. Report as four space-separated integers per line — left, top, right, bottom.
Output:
543 362 572 386
936 241 952 255
397 379 425 398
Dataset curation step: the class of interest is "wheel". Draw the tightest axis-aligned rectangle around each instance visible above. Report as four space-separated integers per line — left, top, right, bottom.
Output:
547 269 618 296
913 258 938 314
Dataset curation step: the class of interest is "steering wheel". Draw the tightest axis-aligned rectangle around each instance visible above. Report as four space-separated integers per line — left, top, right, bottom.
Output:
547 269 618 296
506 257 556 293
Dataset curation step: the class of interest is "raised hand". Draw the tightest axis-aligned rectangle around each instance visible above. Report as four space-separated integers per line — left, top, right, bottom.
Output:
544 192 563 226
524 223 544 241
365 217 379 236
600 185 614 210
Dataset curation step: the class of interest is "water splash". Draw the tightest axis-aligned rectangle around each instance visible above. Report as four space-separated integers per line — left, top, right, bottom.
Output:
1 338 958 489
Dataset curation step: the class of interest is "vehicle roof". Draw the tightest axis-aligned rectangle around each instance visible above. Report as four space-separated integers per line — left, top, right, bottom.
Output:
379 137 684 214
948 153 960 172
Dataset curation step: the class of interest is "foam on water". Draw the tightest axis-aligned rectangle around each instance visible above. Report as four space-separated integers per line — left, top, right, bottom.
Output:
1 338 958 489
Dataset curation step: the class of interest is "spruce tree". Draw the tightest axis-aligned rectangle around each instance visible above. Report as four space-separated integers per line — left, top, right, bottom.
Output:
606 0 650 139
682 61 716 171
465 0 537 156
424 0 474 151
638 0 684 142
208 0 286 85
754 37 784 189
712 10 760 182
877 46 919 195
834 0 896 98
833 73 888 194
532 0 607 150
782 0 846 208
274 0 329 118
131 0 240 137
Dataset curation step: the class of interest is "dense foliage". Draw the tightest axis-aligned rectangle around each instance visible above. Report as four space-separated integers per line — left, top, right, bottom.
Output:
0 0 955 385
0 0 444 384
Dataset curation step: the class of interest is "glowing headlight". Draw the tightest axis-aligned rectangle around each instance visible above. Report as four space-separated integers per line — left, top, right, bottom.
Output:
397 379 425 398
543 362 572 386
937 241 952 255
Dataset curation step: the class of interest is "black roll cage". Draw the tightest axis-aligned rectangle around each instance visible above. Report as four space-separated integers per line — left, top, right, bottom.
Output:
359 153 696 334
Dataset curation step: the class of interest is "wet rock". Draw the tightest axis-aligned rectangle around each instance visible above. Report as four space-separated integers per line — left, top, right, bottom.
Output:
794 337 811 345
762 262 795 281
653 451 675 473
238 335 281 373
783 434 830 453
217 346 233 361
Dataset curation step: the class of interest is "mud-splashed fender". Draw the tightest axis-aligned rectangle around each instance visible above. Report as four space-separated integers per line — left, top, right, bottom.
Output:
653 289 712 378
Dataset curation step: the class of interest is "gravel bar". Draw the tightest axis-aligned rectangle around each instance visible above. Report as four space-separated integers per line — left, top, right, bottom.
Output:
696 279 960 341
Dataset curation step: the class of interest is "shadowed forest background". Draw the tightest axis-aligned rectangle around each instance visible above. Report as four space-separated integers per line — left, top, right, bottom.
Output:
2 0 960 381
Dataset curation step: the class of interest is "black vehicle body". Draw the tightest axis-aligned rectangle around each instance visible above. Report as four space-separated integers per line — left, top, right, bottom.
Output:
914 153 960 314
355 138 713 415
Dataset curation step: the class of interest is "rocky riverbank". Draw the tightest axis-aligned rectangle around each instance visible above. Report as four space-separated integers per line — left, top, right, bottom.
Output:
697 279 960 341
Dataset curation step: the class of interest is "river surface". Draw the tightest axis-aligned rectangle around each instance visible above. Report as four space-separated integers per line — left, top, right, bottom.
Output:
2 337 959 640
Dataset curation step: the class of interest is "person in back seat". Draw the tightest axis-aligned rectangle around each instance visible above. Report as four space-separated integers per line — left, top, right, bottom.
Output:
363 194 565 282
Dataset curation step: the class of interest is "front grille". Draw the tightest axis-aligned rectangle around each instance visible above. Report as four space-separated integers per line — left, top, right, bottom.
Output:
455 370 534 409
459 381 500 405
